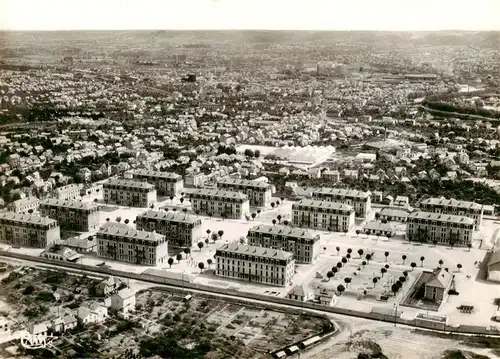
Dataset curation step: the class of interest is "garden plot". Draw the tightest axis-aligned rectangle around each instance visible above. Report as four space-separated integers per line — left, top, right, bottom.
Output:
206 303 244 327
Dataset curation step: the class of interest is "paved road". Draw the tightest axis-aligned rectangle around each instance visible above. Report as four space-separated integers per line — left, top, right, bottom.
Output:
2 253 500 341
0 254 342 321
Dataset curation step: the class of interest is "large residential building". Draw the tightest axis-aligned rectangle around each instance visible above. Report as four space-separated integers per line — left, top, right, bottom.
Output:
247 225 320 264
311 187 371 218
185 188 250 219
97 222 168 266
184 172 206 188
132 169 183 197
216 178 273 207
214 243 295 287
406 211 474 246
0 212 60 248
54 184 81 201
292 199 355 232
136 210 202 248
39 199 100 232
103 179 156 207
8 196 39 214
419 197 484 230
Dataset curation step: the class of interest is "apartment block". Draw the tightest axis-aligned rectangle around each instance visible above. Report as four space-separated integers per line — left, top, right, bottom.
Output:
419 197 483 230
8 196 39 214
132 169 183 197
247 225 320 264
0 212 60 248
97 222 168 266
103 179 156 208
39 199 100 232
54 184 81 201
136 210 202 248
184 172 206 188
215 243 295 287
406 211 474 246
217 178 273 207
185 188 250 219
311 187 371 218
292 199 355 232
322 170 340 182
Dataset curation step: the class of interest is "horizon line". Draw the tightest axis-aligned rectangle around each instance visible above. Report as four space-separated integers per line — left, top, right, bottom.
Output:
1 28 499 32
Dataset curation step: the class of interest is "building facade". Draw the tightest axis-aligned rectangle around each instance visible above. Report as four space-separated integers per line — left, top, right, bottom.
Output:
97 222 168 266
136 210 202 248
419 197 483 230
215 243 295 287
132 169 183 197
406 211 474 246
39 199 100 232
292 199 355 232
247 224 320 264
216 178 273 207
185 188 250 219
0 212 60 248
8 196 39 214
363 220 395 237
378 207 409 222
311 187 371 218
184 172 206 188
423 268 452 303
103 179 156 207
54 184 81 201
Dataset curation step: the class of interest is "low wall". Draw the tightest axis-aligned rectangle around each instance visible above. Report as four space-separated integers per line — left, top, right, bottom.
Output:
0 250 498 337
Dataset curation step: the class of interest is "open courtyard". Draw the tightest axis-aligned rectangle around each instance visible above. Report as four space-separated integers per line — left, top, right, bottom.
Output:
2 196 499 330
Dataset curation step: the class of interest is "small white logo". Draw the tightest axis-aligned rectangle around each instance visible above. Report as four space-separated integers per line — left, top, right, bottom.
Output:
19 332 58 349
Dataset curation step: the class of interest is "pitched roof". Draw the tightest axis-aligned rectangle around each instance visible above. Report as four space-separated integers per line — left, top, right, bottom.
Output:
76 306 92 319
184 188 248 201
10 195 39 208
287 285 306 297
425 268 453 289
63 314 77 324
98 222 164 243
216 243 293 261
217 177 272 189
137 210 200 225
114 288 136 300
40 198 98 211
0 212 57 226
312 187 370 199
408 211 474 225
132 169 182 181
27 322 48 334
55 184 80 194
420 197 483 211
292 198 353 212
379 207 410 218
363 220 394 232
248 224 319 241
104 178 155 190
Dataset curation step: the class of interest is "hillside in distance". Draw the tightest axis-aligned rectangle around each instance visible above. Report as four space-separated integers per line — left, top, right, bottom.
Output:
1 30 499 48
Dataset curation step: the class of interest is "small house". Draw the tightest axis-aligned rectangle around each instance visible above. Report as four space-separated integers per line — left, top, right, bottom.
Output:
424 268 453 303
95 276 122 297
26 322 49 337
111 288 136 314
286 285 311 302
363 220 395 237
63 314 78 330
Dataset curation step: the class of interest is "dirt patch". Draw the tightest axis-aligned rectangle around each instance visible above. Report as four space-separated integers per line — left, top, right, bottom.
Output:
441 349 492 359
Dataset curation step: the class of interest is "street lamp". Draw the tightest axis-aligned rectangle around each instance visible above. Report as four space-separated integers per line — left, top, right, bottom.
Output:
393 303 398 327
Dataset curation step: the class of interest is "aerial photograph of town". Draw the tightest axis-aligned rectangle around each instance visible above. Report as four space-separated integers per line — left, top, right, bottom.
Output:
0 0 499 358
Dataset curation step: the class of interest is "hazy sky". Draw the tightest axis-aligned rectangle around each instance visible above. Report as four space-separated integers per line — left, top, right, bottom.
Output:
1 0 499 31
